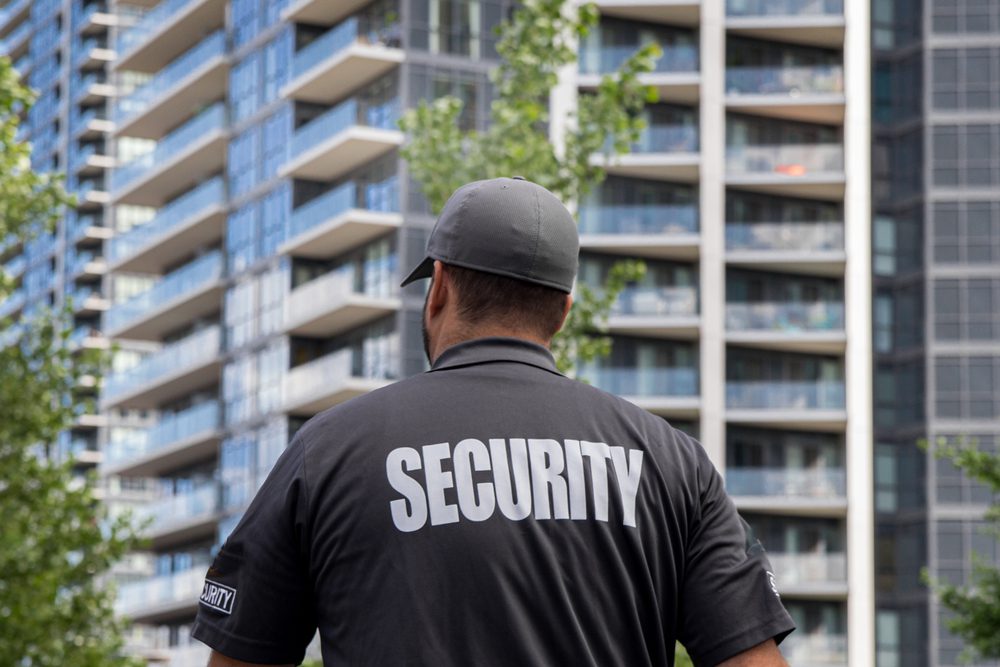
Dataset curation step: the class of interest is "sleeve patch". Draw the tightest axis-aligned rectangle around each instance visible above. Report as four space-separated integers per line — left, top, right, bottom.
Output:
200 579 237 615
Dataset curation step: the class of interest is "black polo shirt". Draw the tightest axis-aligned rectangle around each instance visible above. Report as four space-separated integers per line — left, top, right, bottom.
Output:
191 337 794 666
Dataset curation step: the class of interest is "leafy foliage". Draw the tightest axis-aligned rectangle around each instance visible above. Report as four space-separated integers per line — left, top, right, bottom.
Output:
399 0 659 374
0 54 140 667
923 436 1000 661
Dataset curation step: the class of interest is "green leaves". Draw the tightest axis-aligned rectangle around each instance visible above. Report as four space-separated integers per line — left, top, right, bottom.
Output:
400 0 662 376
923 435 1000 661
0 55 140 667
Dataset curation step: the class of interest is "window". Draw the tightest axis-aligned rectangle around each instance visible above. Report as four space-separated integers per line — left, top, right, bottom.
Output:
933 201 1000 264
226 203 259 274
409 0 512 59
933 124 1000 188
935 357 1000 419
933 0 1000 34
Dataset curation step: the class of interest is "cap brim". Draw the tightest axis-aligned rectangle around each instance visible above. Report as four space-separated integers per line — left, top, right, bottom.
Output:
400 256 435 287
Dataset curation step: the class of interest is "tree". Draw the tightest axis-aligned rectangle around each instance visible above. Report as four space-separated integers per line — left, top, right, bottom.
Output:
399 0 659 373
925 436 1000 662
0 55 140 667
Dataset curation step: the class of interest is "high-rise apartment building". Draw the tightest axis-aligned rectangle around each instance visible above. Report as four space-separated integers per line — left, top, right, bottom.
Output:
0 0 995 664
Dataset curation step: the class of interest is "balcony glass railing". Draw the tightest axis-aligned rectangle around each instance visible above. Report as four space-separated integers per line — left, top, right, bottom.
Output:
579 43 699 75
3 254 26 279
725 221 844 251
111 103 227 193
69 324 101 348
103 325 221 401
71 108 106 136
289 257 398 316
579 366 699 397
726 467 846 497
291 97 400 158
725 301 844 332
115 32 226 125
780 634 847 666
73 2 106 29
726 380 845 410
726 0 844 17
578 204 698 235
767 552 847 584
68 213 104 242
633 124 699 153
611 286 698 317
117 0 191 54
104 401 220 468
726 144 844 176
726 65 844 96
136 480 220 533
110 177 226 263
285 346 400 407
117 566 206 616
288 175 399 241
0 0 30 27
291 16 401 80
0 20 31 55
72 37 107 67
67 250 101 276
105 251 222 332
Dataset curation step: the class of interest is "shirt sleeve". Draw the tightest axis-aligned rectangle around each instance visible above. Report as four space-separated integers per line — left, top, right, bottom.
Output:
190 433 316 665
677 442 796 667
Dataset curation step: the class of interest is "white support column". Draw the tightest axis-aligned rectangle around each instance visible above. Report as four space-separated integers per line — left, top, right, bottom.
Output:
698 0 726 469
843 0 875 664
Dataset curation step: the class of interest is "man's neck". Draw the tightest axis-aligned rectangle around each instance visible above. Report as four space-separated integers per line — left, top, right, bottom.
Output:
431 327 549 364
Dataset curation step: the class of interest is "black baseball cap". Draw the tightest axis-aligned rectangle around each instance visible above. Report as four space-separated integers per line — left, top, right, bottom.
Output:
400 177 579 293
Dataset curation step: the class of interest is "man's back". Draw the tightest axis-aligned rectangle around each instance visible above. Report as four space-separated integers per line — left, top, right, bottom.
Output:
192 338 794 666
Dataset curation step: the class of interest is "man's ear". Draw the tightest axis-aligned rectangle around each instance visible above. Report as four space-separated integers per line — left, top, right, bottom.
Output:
426 260 449 318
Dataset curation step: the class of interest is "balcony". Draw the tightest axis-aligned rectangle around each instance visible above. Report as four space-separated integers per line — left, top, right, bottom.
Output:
70 144 115 177
0 0 30 33
726 0 845 49
595 124 700 182
727 467 846 516
102 401 222 477
72 72 114 105
136 480 222 548
579 203 699 260
68 324 106 351
68 213 113 245
115 31 228 140
109 177 226 273
768 552 847 598
284 347 398 415
726 301 845 353
101 325 222 410
578 44 700 103
3 254 25 280
726 66 845 123
726 380 846 430
578 365 699 418
283 0 373 24
66 250 107 279
110 103 228 207
117 566 205 623
75 2 117 35
72 108 114 140
282 176 401 259
285 267 400 338
780 633 847 666
68 284 110 316
725 221 845 276
0 19 30 59
73 37 114 69
115 0 226 73
104 251 224 340
725 143 844 199
280 98 403 182
593 0 700 27
283 16 403 104
606 286 699 338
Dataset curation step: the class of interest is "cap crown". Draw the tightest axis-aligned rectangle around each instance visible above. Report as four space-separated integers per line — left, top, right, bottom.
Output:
403 177 579 293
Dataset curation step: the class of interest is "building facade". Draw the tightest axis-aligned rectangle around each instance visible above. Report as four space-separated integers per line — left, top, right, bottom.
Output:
0 0 992 665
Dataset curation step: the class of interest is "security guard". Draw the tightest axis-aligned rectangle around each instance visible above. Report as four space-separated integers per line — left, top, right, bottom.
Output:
192 177 795 666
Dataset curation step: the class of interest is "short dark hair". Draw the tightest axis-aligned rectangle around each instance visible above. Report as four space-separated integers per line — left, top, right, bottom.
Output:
446 264 568 340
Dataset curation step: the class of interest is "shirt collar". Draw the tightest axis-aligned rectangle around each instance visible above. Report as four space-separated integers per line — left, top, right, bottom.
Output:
429 336 562 376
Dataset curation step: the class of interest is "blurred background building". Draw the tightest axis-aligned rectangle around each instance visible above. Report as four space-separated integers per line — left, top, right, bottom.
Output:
0 0 998 664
